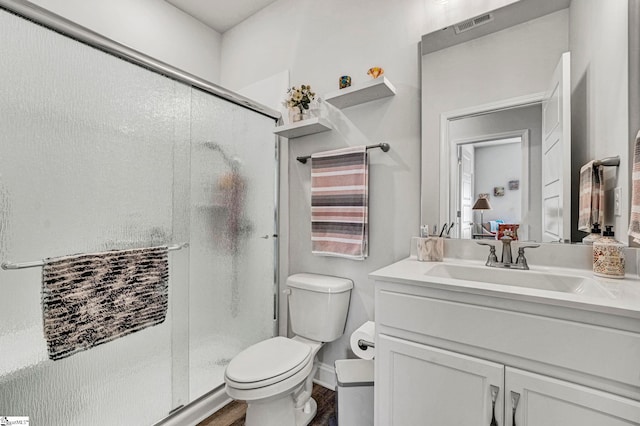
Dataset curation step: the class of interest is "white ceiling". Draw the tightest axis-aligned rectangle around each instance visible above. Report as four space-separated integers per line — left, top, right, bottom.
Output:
166 0 279 33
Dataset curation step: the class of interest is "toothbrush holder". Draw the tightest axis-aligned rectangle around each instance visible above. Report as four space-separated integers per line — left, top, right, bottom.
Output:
416 237 444 262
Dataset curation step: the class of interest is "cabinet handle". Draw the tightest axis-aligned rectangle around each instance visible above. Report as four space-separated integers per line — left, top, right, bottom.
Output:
489 385 499 426
510 391 520 426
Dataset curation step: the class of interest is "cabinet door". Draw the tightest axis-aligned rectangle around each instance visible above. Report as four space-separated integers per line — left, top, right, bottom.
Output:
506 367 640 426
376 334 504 426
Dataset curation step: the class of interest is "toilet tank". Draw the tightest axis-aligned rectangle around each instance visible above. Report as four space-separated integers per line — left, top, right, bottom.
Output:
287 273 353 342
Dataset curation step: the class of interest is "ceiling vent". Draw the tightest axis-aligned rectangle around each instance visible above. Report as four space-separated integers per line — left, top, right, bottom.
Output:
454 13 494 34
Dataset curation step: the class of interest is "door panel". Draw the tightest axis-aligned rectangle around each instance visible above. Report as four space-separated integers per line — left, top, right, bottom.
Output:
188 90 276 400
376 334 504 426
507 367 640 426
542 52 571 242
459 145 474 239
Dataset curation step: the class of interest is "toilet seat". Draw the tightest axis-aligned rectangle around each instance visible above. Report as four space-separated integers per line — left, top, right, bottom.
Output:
225 336 312 390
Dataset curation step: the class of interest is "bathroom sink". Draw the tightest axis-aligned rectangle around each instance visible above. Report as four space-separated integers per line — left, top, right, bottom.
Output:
426 263 611 298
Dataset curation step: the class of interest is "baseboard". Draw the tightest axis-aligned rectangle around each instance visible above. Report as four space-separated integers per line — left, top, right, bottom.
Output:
313 361 337 390
153 385 231 426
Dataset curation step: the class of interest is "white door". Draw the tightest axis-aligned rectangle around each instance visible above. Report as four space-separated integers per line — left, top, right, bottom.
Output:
506 367 640 425
541 52 571 242
376 335 505 425
459 145 474 239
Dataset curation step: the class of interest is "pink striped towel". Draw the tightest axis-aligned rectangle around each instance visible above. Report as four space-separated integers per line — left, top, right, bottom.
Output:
577 160 604 232
311 146 368 260
629 131 640 243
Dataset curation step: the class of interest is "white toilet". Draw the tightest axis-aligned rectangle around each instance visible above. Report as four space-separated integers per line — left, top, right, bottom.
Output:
224 273 353 426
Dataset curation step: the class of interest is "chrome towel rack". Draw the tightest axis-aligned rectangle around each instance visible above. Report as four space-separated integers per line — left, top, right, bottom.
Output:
1 242 189 271
296 142 390 164
594 156 620 167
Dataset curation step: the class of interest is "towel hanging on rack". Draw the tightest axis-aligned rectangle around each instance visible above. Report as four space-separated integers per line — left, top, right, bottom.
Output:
41 245 169 360
578 160 604 232
311 145 368 260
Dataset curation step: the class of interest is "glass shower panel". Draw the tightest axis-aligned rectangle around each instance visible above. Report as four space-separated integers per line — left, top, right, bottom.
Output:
0 10 190 425
188 89 276 400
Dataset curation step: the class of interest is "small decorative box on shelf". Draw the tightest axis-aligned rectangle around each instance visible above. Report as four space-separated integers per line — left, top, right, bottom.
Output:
273 117 332 139
324 76 396 109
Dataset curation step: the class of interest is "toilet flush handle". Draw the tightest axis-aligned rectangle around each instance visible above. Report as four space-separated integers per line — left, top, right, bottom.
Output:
283 289 292 295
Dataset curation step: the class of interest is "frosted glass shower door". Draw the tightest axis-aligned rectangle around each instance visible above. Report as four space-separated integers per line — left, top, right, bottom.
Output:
0 8 190 425
188 89 277 399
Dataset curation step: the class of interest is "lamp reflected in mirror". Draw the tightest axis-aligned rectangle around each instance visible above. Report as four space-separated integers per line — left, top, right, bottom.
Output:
472 196 492 239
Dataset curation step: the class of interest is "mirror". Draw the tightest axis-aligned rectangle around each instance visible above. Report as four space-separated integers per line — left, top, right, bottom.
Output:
420 0 637 243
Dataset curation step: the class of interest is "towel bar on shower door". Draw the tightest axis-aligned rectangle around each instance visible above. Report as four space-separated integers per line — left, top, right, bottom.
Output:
1 242 189 271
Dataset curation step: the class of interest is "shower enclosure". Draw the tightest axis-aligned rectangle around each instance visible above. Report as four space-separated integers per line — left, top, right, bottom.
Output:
0 3 279 425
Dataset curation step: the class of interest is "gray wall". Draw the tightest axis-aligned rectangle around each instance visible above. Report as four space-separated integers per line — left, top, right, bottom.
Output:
570 0 629 241
475 143 523 224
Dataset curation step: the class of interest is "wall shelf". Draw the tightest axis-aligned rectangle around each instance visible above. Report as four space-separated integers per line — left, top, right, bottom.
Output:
273 77 395 138
273 117 332 139
324 76 396 109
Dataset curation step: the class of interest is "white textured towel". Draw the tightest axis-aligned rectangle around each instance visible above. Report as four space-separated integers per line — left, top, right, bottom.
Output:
42 246 169 360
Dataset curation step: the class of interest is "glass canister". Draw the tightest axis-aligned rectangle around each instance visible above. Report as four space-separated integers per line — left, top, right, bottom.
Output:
592 226 625 278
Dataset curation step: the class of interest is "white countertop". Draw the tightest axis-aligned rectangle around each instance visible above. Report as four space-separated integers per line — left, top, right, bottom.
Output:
370 257 640 320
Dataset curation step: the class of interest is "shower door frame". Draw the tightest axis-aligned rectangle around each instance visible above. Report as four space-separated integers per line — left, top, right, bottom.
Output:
0 1 279 120
0 0 282 423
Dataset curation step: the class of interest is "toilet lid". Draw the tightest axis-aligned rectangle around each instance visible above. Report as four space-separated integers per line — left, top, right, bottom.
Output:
225 336 311 385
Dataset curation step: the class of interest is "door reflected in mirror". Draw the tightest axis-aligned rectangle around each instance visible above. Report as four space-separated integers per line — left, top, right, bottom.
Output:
457 132 528 241
448 58 569 244
445 99 546 242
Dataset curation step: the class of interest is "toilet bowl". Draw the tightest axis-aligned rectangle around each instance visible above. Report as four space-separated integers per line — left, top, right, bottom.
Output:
225 336 322 426
224 273 353 426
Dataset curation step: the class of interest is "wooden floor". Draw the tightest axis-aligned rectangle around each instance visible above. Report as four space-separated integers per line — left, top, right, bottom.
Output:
198 384 336 426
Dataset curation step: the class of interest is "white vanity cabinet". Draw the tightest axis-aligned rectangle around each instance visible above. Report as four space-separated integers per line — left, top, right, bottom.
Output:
377 334 640 425
377 334 505 425
372 269 640 426
507 367 640 425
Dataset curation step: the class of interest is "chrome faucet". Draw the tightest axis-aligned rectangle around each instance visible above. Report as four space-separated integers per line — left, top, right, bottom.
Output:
500 236 514 264
477 236 539 270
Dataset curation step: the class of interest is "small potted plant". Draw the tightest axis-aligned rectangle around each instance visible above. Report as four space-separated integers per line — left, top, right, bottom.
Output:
284 84 316 122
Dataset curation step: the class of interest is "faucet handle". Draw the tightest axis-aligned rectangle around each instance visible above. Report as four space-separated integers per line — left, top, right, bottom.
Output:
476 241 496 247
518 243 540 249
476 241 498 266
515 244 539 270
